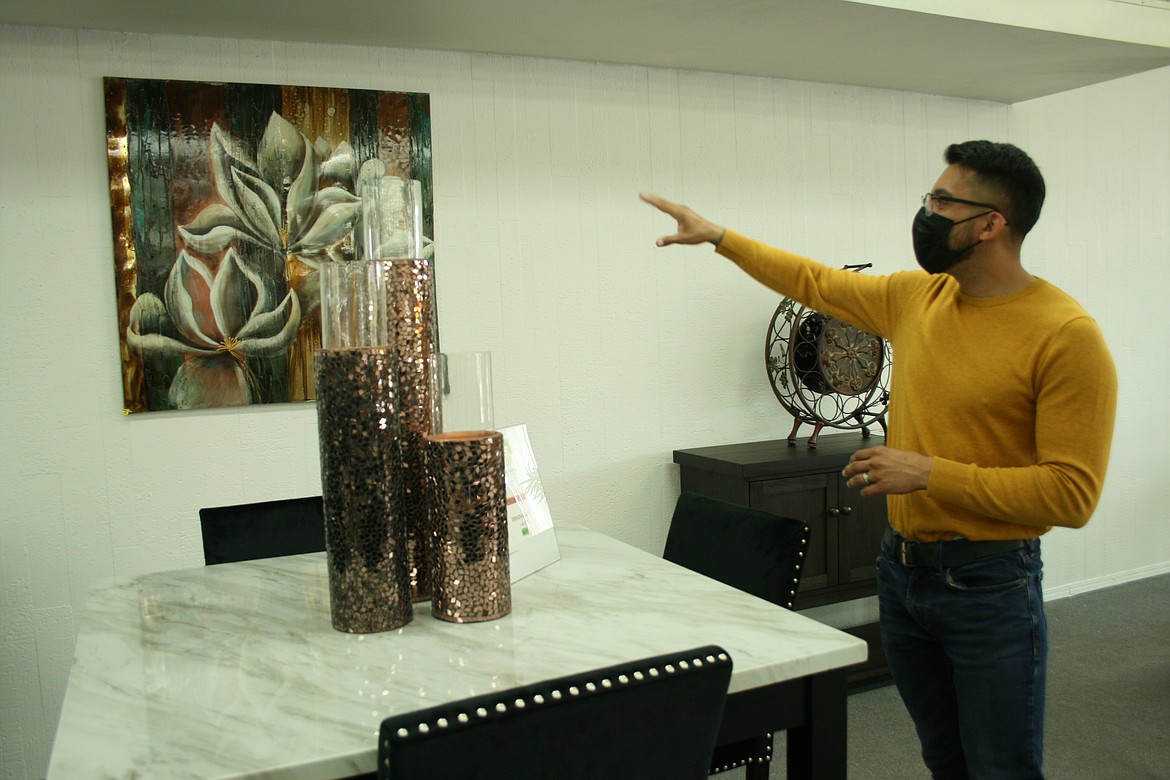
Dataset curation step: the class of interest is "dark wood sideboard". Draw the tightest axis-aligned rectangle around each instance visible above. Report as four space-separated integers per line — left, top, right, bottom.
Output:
673 434 889 686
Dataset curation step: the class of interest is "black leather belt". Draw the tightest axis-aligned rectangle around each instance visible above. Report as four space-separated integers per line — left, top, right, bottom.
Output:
883 527 1027 569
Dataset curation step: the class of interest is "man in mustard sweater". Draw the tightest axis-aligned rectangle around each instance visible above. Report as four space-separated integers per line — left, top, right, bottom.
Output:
643 140 1116 780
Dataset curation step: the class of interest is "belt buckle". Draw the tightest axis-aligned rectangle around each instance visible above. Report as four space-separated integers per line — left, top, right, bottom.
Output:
899 540 912 566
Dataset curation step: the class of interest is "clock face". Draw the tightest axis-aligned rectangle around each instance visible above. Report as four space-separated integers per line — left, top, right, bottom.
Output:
816 317 884 396
766 297 891 431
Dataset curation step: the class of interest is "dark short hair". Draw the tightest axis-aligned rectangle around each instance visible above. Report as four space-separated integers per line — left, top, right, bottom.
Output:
944 140 1046 237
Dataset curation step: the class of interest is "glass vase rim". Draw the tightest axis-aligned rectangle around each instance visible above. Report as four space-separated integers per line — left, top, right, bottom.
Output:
425 430 500 443
316 345 396 355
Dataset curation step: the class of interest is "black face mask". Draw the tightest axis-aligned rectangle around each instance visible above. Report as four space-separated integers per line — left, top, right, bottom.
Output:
911 207 991 274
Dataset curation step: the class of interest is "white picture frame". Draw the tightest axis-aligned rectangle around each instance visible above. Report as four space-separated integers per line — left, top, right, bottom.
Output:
500 424 561 581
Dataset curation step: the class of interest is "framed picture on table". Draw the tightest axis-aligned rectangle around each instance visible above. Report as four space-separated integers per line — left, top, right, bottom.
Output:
500 424 561 581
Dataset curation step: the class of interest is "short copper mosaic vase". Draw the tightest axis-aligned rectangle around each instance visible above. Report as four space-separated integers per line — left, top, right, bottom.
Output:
315 347 413 633
425 430 511 623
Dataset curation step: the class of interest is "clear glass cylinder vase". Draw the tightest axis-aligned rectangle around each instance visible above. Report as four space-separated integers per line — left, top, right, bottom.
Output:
436 351 495 433
356 161 424 261
319 260 389 349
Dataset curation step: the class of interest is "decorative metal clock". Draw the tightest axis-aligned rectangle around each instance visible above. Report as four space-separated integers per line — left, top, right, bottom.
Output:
764 264 891 448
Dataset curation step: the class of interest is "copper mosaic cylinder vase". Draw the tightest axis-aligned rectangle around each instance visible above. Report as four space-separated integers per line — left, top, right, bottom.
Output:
315 347 413 633
425 430 511 623
385 256 441 603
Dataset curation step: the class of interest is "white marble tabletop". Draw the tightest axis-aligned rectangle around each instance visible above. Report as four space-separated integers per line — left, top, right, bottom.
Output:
47 525 866 780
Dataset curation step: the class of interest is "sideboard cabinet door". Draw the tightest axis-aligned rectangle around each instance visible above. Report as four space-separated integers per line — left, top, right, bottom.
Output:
838 486 887 587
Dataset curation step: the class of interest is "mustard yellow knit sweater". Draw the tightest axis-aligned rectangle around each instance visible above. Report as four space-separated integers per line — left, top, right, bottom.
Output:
717 230 1117 542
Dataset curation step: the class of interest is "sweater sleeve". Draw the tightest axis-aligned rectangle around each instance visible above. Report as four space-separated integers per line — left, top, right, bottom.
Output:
927 316 1118 528
715 229 900 339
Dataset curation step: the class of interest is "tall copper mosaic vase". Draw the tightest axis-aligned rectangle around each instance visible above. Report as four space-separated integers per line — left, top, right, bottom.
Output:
425 431 511 623
385 257 441 603
315 347 413 633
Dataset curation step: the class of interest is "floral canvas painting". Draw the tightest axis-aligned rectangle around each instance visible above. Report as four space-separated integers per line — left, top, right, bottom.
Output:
104 77 433 413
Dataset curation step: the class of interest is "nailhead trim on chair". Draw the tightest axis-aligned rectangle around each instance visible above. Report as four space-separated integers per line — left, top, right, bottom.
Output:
783 534 811 610
382 650 734 768
712 733 774 772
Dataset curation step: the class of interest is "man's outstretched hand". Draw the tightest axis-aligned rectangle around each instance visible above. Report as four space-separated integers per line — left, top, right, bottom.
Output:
641 193 725 247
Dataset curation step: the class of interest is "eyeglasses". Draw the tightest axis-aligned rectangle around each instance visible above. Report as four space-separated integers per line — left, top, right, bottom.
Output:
922 192 1001 215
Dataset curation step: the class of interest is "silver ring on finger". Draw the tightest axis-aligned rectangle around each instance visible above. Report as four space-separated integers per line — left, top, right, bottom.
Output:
861 472 871 486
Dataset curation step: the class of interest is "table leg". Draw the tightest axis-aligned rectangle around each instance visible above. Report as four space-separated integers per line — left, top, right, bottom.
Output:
786 669 848 780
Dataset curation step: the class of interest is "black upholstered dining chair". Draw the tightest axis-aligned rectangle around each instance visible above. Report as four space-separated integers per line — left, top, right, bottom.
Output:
199 495 326 565
663 491 811 775
378 645 733 780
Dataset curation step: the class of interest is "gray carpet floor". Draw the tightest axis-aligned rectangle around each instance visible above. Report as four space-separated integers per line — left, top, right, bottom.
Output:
732 573 1170 779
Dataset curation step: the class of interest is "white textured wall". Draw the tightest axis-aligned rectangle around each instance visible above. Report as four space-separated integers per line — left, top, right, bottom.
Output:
1 23 1167 779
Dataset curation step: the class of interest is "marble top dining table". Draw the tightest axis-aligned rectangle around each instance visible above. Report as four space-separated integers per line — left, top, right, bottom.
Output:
47 524 866 780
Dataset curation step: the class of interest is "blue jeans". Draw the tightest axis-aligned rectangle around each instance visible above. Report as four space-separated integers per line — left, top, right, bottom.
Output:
877 537 1047 780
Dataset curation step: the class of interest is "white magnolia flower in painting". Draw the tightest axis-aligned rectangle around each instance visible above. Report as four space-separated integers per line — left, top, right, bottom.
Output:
178 112 360 268
126 248 301 409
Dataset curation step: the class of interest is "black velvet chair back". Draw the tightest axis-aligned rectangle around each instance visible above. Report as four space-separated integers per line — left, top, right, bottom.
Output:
199 496 326 565
378 645 733 780
665 491 809 610
663 491 810 774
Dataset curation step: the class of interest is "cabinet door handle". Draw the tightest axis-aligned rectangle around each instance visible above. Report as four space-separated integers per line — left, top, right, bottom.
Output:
841 506 853 516
828 508 841 517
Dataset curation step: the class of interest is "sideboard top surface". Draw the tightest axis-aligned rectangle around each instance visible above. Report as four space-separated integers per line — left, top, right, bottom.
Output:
673 434 884 480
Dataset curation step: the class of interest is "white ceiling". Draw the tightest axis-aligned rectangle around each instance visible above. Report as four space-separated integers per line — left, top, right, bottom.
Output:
4 0 1170 103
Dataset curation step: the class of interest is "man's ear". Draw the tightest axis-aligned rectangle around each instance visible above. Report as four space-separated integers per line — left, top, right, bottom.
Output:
982 212 1009 240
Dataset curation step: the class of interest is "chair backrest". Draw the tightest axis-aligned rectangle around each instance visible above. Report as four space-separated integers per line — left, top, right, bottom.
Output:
664 491 810 610
199 496 326 565
378 645 733 780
